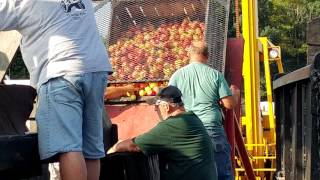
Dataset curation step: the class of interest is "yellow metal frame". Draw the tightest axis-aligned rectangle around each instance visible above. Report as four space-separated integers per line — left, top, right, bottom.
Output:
242 0 262 153
258 38 284 143
238 0 284 179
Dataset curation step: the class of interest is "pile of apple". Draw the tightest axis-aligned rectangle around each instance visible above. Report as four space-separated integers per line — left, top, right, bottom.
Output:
108 19 205 82
125 82 167 101
137 82 161 96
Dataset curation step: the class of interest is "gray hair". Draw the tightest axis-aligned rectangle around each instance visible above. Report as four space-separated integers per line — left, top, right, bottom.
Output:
168 101 184 108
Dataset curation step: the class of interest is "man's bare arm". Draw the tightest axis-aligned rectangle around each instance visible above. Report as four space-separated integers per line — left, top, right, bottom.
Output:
220 85 240 109
220 96 235 109
105 85 138 100
107 139 141 154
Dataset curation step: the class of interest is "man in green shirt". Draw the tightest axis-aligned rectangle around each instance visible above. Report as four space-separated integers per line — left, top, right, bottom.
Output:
108 86 217 180
169 42 238 180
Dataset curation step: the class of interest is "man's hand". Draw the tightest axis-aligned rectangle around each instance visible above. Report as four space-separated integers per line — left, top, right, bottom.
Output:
104 84 139 100
107 139 141 154
230 85 240 105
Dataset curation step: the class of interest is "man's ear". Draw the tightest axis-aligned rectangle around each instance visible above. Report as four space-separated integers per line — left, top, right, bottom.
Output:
164 103 171 112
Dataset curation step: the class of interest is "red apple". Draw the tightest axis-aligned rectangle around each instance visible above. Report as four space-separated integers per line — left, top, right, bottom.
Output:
153 86 160 94
156 57 164 64
147 56 153 64
151 90 157 96
146 89 153 96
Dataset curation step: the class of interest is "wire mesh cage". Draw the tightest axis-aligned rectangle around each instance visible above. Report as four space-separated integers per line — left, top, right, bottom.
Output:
95 0 230 83
205 0 230 74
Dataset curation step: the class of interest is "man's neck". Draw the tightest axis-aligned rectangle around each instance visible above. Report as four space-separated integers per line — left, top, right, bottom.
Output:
168 107 185 117
190 55 206 63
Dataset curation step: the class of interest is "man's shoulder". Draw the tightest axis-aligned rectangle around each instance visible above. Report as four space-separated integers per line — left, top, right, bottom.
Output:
189 63 221 73
169 112 200 122
174 65 189 73
202 65 223 79
202 64 221 74
179 111 197 118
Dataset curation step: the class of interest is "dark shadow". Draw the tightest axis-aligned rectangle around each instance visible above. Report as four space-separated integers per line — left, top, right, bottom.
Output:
100 152 160 180
102 108 118 151
313 53 320 70
0 85 36 135
0 84 45 179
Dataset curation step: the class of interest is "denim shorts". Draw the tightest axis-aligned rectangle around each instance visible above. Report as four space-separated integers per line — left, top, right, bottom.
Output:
206 129 234 180
36 72 108 160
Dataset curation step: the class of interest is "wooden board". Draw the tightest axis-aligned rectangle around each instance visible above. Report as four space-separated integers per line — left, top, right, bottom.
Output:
307 17 320 46
0 31 21 81
307 18 320 65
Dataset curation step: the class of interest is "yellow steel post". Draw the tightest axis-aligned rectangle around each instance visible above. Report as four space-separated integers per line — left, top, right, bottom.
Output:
242 0 263 152
275 48 284 73
240 1 283 179
259 38 276 132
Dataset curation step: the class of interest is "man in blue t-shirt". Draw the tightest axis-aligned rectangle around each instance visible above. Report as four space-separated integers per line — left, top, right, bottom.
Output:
169 41 239 180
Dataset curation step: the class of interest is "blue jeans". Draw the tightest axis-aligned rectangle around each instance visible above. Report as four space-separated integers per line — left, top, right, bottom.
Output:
207 129 234 180
36 72 108 160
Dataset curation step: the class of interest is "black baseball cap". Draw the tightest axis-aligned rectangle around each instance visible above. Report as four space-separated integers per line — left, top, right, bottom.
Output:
146 86 183 104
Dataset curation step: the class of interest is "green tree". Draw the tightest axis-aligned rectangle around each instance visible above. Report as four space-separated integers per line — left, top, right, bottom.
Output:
258 0 320 72
6 48 29 79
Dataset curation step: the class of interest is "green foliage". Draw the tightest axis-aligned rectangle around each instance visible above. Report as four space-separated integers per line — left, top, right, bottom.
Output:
256 0 320 99
258 0 320 72
228 0 237 37
6 49 29 79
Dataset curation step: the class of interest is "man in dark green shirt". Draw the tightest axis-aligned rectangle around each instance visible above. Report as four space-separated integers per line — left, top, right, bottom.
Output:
108 86 217 180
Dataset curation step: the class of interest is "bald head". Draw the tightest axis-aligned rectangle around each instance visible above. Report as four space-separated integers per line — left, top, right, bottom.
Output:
189 41 208 63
